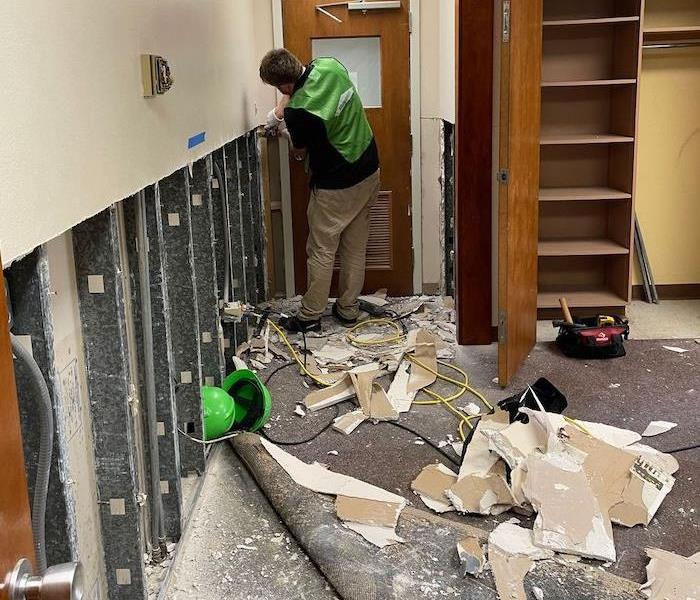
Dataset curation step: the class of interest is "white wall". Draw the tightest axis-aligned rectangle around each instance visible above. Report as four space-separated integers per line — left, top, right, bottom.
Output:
0 1 275 266
420 0 456 290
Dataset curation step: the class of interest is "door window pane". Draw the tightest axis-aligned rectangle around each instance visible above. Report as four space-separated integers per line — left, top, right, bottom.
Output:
312 36 382 108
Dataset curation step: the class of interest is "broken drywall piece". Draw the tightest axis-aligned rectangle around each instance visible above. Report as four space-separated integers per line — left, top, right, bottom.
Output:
368 383 399 421
451 441 464 456
313 343 356 364
349 369 381 414
332 410 367 435
386 360 417 413
294 405 306 417
406 329 438 393
489 521 554 560
532 586 544 600
335 495 403 528
640 548 700 600
612 457 675 528
459 402 481 417
447 460 515 516
260 438 405 505
410 463 458 513
457 536 485 577
625 443 679 475
662 345 689 354
304 374 355 412
522 449 616 562
642 420 678 437
343 522 405 548
458 410 510 479
487 418 547 470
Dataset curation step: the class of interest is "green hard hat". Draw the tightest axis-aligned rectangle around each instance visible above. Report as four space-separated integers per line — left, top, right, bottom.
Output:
202 369 272 441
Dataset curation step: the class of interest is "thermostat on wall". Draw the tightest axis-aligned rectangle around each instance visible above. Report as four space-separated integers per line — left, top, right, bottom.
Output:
141 54 173 97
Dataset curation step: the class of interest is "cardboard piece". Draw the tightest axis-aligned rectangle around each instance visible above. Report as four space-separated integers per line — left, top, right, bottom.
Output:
332 410 367 435
641 420 678 437
640 548 700 600
335 495 403 528
522 449 616 562
386 360 417 413
447 460 514 516
407 330 438 393
411 463 457 513
456 536 485 577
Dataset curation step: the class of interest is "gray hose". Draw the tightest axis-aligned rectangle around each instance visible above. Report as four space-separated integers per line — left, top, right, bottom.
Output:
10 333 52 574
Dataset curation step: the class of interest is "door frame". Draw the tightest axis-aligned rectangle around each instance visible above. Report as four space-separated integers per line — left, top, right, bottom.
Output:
271 0 423 296
454 0 495 345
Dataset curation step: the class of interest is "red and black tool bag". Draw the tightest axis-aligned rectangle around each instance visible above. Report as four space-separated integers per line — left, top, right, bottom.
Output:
555 316 630 359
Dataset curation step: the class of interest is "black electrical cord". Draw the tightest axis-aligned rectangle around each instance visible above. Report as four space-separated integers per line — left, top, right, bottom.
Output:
384 421 461 467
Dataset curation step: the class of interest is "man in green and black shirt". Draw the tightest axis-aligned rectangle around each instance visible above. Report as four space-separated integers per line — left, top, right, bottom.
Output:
260 48 380 333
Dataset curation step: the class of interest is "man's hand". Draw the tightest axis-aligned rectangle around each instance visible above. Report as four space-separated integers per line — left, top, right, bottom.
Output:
264 95 291 136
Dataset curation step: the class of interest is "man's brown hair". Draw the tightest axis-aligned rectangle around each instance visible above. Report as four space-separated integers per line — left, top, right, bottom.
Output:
259 48 303 87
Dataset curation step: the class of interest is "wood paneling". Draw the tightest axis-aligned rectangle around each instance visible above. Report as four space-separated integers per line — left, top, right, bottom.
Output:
455 0 494 345
0 255 36 581
497 0 543 386
282 0 412 295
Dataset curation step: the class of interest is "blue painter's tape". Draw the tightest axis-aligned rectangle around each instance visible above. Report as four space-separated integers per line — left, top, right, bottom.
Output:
188 131 206 149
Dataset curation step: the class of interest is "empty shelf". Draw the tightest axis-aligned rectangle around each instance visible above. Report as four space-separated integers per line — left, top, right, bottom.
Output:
644 26 700 43
537 288 626 309
539 187 632 202
543 17 640 27
538 238 629 256
540 134 634 145
541 79 636 87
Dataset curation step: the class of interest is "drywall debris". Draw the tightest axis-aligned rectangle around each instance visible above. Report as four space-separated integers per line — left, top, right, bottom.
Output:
662 345 689 354
335 495 403 528
456 536 485 577
358 289 389 307
640 548 700 600
487 522 553 600
451 441 464 456
294 405 306 417
332 410 367 435
327 450 338 456
532 585 544 600
642 420 678 437
459 402 481 417
407 330 438 393
260 438 406 548
410 463 458 513
523 448 616 562
313 343 356 365
447 460 515 516
386 360 417 413
458 410 511 479
488 521 554 560
487 419 547 470
414 439 425 445
625 443 679 475
304 375 356 411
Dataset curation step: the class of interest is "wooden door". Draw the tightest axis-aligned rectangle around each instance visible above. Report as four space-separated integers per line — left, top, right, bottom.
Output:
497 0 543 387
0 254 36 586
282 0 413 296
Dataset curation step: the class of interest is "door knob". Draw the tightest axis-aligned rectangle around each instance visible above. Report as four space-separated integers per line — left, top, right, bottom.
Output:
2 558 83 600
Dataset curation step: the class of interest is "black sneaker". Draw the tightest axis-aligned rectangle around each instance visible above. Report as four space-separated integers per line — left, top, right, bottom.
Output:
332 302 357 326
278 315 322 333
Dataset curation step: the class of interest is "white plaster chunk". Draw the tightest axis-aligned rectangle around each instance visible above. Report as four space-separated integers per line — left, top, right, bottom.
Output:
640 548 700 600
87 274 105 294
641 420 678 437
457 536 486 577
488 521 554 560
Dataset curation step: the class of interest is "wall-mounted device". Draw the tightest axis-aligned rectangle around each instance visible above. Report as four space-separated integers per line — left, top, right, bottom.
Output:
141 55 173 98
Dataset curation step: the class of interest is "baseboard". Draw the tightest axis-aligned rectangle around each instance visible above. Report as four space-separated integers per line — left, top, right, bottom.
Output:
422 282 441 295
632 283 700 301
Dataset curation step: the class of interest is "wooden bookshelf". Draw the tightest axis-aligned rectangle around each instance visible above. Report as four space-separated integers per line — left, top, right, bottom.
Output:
538 0 643 316
643 26 700 43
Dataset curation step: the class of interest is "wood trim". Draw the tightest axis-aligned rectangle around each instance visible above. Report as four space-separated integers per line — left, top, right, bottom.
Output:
455 0 494 345
632 283 700 301
0 256 36 576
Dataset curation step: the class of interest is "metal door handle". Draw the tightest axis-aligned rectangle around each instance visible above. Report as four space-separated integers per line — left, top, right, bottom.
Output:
2 559 83 600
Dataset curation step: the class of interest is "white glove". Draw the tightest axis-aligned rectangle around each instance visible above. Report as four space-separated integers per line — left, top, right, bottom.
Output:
265 108 286 134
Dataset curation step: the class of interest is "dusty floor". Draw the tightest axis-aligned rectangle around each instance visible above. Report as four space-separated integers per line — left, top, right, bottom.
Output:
161 299 699 599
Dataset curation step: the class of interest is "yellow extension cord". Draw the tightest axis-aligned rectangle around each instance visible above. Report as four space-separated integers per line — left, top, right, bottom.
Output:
267 317 495 441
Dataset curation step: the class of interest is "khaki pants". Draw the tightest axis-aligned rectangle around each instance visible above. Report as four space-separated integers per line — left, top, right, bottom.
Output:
299 169 380 322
